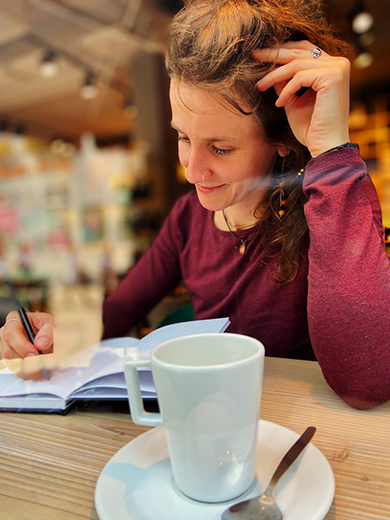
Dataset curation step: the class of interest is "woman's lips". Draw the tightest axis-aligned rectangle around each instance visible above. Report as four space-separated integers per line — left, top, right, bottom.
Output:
196 183 225 194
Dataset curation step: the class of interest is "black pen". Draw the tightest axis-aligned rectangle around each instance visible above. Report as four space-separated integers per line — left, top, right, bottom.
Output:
18 307 51 381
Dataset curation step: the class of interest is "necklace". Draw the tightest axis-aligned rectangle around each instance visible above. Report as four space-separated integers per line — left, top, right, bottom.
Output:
222 209 262 254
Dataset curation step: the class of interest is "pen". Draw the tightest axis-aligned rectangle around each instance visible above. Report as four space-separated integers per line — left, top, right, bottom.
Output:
18 307 51 381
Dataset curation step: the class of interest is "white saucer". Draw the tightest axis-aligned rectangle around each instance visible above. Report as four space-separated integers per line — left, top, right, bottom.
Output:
95 419 335 520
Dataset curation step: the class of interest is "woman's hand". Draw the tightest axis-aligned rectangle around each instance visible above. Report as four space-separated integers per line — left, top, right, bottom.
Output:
0 311 54 359
253 40 351 157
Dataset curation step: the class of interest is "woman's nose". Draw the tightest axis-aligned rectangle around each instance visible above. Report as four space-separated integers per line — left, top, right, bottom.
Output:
184 149 210 184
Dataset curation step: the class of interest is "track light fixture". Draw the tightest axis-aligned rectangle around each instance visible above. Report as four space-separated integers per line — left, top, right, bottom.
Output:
349 1 374 34
0 120 9 132
123 90 138 119
15 123 25 135
80 71 99 100
40 49 59 78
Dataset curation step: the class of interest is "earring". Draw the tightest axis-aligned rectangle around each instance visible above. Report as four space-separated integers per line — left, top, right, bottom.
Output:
281 155 286 174
278 181 286 218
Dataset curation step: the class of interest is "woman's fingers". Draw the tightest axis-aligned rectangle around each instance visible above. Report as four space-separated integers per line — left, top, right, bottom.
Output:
25 312 55 354
253 42 350 100
1 319 39 358
0 311 55 359
256 59 324 92
255 54 348 90
34 323 55 354
252 40 329 64
273 68 334 107
252 41 350 156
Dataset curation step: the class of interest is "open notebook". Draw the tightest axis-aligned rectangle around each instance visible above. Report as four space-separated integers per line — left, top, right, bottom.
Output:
0 317 230 413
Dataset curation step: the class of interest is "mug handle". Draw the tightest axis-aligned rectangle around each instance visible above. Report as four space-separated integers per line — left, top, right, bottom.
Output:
124 358 162 426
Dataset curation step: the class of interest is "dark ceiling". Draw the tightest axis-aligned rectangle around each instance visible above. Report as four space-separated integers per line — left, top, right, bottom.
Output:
324 0 390 98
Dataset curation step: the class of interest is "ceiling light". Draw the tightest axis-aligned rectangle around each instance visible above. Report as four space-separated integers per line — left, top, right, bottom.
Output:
358 31 376 48
62 142 76 157
51 139 76 157
51 139 66 155
353 51 374 69
40 49 59 78
80 71 99 100
352 11 374 34
124 105 138 119
349 1 374 34
123 95 137 119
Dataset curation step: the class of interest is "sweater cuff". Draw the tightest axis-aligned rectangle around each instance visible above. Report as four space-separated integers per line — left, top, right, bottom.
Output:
318 142 360 156
303 145 366 189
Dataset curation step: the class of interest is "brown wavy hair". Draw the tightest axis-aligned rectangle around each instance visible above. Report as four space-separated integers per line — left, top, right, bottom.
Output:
166 0 347 284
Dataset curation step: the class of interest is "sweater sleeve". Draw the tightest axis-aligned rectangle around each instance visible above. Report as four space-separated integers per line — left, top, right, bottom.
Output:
101 197 187 339
303 147 390 409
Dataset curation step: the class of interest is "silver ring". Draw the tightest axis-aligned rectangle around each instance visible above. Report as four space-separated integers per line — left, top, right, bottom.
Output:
5 319 20 325
312 47 322 59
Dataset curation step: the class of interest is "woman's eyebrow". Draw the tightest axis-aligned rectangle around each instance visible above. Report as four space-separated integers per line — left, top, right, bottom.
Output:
170 122 236 143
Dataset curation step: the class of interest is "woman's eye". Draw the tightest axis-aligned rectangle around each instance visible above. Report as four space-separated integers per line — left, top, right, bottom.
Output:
177 137 232 156
212 145 232 156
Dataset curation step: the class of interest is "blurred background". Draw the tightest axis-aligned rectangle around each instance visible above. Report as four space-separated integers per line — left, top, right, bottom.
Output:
0 0 388 348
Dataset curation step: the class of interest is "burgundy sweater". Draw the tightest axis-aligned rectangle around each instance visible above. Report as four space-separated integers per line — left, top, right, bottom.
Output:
103 148 390 408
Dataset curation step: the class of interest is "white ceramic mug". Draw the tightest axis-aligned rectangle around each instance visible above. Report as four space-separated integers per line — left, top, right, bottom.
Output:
125 333 264 503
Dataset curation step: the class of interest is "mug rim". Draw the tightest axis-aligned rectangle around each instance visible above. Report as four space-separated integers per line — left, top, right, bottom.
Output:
151 332 264 371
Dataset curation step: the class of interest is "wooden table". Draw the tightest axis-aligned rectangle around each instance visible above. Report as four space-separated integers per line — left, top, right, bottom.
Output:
1 357 389 520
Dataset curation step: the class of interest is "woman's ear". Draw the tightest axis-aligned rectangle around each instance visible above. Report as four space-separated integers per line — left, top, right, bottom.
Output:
277 146 290 158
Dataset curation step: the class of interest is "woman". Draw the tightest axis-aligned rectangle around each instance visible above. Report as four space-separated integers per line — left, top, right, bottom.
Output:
1 0 389 409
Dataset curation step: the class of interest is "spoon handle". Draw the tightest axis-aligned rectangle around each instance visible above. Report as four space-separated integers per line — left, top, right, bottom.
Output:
268 426 316 490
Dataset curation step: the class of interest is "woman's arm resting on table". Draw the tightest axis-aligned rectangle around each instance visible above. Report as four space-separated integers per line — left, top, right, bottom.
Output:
255 41 389 408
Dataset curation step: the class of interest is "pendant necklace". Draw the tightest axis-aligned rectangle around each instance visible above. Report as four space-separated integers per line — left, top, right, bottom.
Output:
222 209 262 254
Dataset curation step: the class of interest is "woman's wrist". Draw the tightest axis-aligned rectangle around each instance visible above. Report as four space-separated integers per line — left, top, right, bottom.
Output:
316 142 360 156
309 132 352 157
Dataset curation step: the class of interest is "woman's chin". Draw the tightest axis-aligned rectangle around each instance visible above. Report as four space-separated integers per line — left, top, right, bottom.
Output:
195 188 228 212
196 195 224 213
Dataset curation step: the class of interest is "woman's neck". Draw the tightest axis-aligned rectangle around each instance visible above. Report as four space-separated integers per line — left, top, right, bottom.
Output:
224 208 259 230
213 182 270 232
214 205 262 232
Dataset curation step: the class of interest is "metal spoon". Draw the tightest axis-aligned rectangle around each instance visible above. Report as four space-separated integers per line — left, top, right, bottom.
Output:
221 426 316 520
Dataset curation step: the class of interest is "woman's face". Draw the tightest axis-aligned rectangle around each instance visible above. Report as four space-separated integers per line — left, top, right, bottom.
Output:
170 79 285 215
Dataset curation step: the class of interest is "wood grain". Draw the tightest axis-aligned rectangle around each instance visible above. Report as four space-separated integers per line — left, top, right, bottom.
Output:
1 357 389 519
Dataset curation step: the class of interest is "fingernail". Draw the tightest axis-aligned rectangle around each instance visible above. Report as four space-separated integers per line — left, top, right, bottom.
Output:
256 80 265 91
36 337 50 349
26 353 36 357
